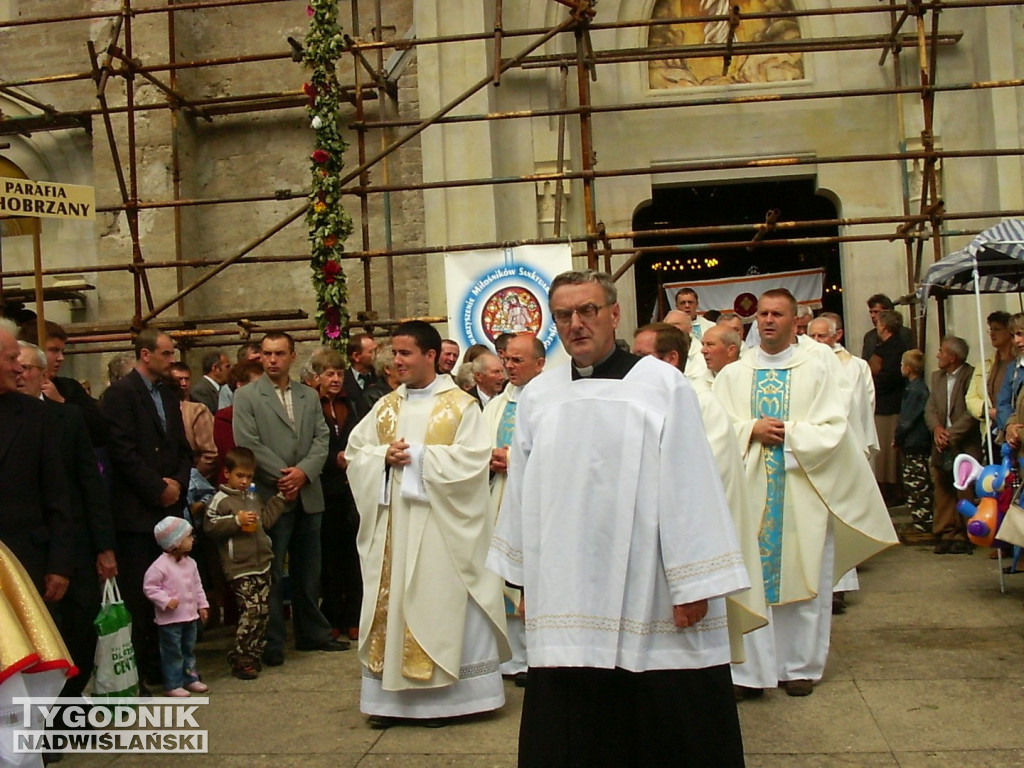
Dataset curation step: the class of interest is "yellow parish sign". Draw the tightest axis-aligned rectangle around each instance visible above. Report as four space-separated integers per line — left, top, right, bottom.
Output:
0 177 95 220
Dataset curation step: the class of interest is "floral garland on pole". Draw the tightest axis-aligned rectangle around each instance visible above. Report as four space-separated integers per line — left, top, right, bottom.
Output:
304 0 352 347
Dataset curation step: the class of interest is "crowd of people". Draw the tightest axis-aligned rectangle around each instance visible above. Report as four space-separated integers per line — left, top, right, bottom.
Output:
0 268 1010 766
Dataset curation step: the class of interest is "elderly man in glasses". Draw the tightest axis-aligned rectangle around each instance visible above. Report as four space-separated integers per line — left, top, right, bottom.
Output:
489 270 751 768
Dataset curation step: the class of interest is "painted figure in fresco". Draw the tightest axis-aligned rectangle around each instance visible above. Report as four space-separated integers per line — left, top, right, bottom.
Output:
649 0 804 89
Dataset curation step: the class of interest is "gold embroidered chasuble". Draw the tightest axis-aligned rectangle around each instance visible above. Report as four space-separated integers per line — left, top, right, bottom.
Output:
0 540 76 683
346 376 510 691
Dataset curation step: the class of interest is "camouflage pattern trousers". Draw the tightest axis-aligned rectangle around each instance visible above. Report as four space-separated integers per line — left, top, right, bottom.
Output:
901 452 934 529
229 572 271 663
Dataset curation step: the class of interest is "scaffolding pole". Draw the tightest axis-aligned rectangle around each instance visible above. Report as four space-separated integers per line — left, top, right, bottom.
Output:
0 0 1020 353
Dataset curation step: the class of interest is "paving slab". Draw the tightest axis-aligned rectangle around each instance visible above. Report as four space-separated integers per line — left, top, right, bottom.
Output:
105 755 366 768
359 757 517 767
368 690 523 756
737 681 889 754
744 754 899 767
892 750 1024 768
831 626 1024 681
858 678 1024 751
837 585 1013 631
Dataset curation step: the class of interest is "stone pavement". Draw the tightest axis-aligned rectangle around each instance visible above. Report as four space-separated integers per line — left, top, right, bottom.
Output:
64 541 1024 768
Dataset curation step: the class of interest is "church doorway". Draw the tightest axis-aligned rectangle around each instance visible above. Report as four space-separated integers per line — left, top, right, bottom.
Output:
632 178 843 325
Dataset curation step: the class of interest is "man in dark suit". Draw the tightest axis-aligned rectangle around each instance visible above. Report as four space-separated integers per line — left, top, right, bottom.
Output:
0 324 72 599
343 332 378 422
18 340 117 697
925 335 981 555
190 349 230 415
101 327 193 685
233 331 343 666
468 351 507 409
20 319 108 447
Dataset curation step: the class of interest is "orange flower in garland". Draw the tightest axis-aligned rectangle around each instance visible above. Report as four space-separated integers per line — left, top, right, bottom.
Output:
305 0 352 349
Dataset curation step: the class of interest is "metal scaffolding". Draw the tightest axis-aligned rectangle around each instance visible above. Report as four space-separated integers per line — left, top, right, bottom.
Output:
0 0 1021 355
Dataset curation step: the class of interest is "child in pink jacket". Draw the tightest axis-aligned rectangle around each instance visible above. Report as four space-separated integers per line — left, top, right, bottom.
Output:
143 516 210 697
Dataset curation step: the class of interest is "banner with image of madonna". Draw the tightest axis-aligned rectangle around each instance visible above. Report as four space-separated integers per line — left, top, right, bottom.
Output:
444 244 572 368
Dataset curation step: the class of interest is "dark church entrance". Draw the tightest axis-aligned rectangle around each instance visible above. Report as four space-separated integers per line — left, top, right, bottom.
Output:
632 178 843 324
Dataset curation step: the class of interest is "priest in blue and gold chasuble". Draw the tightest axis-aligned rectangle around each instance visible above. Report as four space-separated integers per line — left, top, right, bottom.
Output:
751 368 790 605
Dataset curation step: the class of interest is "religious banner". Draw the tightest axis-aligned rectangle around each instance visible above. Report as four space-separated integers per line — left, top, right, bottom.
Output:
444 244 573 367
0 177 95 220
664 268 825 324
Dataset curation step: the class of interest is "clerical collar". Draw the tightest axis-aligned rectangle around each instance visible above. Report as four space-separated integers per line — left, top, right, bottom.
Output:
406 375 440 399
756 344 795 369
572 345 640 380
572 345 616 379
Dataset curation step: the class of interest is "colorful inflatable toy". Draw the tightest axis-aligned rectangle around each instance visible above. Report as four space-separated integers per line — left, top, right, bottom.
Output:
954 444 1018 549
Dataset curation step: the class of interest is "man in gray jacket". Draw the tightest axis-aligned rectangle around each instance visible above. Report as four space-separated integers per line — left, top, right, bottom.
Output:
232 332 347 666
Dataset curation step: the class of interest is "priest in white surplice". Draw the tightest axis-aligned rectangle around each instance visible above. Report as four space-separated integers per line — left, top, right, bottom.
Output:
632 322 768 661
714 289 898 699
489 271 751 768
812 313 880 459
346 321 510 726
482 334 546 684
810 314 881 611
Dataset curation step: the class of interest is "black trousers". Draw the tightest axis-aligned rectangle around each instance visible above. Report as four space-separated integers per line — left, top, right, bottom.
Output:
51 563 103 697
320 492 362 631
115 530 164 684
519 665 745 768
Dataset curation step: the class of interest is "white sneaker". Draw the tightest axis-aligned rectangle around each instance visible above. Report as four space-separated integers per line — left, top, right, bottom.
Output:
185 681 209 693
164 688 190 697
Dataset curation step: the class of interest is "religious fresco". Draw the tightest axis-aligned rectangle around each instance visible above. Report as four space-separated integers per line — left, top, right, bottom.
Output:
648 0 804 89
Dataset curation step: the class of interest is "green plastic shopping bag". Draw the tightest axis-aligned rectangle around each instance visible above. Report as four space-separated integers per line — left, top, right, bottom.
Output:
91 578 139 698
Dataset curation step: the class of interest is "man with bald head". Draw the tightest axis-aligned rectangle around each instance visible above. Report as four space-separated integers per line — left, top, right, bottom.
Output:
663 309 691 334
484 333 546 685
662 310 708 382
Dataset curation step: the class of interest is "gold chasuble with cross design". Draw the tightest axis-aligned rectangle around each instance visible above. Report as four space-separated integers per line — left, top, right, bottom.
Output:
346 375 510 697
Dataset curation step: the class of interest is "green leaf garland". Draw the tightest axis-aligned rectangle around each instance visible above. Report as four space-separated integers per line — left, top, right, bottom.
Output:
305 0 352 347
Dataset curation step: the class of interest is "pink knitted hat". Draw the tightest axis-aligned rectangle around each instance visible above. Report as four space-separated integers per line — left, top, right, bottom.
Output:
154 516 192 552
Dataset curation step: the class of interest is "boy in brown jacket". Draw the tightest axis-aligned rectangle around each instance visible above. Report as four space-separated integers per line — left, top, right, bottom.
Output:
204 447 288 679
